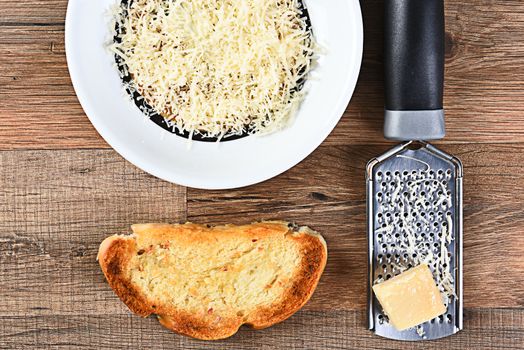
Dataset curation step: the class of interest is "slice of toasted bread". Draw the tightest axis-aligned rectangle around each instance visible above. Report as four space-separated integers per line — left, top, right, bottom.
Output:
98 221 327 340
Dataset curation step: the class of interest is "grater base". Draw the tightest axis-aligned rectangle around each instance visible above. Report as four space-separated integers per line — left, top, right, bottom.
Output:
366 141 463 341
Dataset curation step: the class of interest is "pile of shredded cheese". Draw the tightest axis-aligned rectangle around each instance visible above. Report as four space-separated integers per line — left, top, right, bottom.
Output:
110 0 316 139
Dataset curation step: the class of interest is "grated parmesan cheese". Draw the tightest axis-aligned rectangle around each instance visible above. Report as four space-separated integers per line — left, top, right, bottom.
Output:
416 325 426 338
110 0 316 139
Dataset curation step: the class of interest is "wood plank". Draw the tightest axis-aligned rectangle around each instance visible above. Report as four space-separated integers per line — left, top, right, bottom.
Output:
0 25 103 149
0 149 186 316
1 1 524 149
0 0 67 24
1 309 523 349
187 143 524 310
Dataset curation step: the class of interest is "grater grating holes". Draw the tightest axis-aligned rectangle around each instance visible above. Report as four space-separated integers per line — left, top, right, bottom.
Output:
373 165 456 316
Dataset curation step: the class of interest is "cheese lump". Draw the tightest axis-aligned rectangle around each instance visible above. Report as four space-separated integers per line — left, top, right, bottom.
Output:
372 264 446 331
111 0 316 139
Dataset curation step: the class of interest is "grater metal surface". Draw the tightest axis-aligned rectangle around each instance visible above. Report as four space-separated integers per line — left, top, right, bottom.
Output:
366 141 463 340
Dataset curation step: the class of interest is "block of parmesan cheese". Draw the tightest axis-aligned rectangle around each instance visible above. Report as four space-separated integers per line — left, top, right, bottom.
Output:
372 264 446 331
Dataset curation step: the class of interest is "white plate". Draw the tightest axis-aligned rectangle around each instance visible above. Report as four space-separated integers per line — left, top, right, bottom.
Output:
65 0 363 189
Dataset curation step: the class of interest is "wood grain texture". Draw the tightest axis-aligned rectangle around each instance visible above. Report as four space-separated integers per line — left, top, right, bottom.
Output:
1 0 524 149
0 150 186 316
0 0 67 24
1 309 523 350
0 24 102 149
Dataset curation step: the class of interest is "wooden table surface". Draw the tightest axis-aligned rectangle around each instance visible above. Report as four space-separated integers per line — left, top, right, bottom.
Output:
1 0 524 349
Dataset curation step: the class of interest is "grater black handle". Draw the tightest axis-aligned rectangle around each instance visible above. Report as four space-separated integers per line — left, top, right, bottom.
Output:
383 0 446 141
